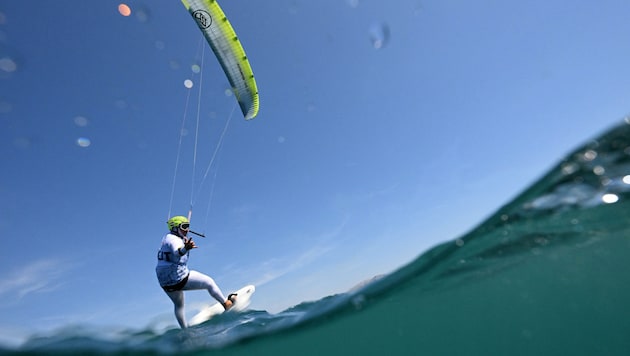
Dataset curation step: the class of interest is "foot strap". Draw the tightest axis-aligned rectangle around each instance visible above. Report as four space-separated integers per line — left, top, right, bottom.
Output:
222 293 238 310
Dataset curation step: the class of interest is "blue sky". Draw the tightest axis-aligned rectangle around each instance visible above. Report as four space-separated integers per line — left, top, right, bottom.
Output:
1 0 630 342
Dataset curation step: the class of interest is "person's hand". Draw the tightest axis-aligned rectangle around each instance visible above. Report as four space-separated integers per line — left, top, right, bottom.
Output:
184 238 198 250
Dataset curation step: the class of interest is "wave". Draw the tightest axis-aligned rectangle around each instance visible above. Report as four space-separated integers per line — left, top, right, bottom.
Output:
4 120 630 355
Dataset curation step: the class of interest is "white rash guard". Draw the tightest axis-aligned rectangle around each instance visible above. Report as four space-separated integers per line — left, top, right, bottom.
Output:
155 233 190 288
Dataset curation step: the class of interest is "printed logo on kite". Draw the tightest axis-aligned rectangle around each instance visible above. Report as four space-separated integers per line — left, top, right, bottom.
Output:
192 10 212 29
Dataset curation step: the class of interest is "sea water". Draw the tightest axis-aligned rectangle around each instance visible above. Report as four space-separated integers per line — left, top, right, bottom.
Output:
3 120 630 355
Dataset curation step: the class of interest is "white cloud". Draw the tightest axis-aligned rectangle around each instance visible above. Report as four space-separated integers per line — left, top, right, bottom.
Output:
0 259 75 304
247 219 348 287
251 244 334 287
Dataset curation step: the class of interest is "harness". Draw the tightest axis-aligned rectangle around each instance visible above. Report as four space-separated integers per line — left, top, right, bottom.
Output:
161 273 190 292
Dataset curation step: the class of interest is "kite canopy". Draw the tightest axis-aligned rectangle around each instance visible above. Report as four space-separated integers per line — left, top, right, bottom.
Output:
181 0 260 120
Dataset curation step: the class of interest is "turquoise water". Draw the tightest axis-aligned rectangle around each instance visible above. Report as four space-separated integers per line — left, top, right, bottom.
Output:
4 120 630 355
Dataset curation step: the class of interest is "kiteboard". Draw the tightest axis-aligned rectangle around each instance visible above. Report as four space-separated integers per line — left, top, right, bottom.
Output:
189 284 255 326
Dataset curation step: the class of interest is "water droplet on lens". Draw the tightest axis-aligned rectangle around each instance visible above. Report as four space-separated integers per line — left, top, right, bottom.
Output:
169 60 180 70
561 162 579 175
118 4 132 17
351 294 366 310
0 56 17 73
369 22 390 49
582 150 597 161
134 6 150 23
593 166 605 175
77 137 91 147
602 194 619 204
74 116 88 127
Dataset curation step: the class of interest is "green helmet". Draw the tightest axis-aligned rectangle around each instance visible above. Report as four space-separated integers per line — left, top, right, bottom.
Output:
167 216 189 231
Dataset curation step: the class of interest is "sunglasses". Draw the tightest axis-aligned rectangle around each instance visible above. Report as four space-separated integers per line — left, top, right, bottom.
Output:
179 223 190 230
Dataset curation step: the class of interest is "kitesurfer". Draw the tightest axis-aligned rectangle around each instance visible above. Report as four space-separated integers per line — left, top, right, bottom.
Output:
156 215 237 328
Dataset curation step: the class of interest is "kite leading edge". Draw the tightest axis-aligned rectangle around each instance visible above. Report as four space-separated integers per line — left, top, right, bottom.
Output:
181 0 260 120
